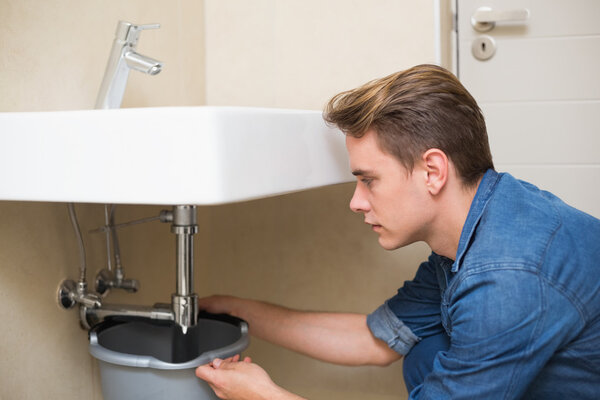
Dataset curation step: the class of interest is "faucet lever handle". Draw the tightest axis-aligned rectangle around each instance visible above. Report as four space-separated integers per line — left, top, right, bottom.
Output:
127 23 161 45
135 23 161 31
115 21 161 45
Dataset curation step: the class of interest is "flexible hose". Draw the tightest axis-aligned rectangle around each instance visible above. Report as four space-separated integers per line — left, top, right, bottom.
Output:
67 203 87 283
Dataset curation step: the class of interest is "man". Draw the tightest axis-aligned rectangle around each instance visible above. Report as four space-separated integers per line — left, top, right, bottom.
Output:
195 64 600 399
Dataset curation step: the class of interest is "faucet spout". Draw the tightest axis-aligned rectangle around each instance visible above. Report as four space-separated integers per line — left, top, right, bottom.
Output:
95 21 163 109
125 51 163 75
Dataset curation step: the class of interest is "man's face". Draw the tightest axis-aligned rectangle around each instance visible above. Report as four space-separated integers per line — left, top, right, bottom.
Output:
346 129 432 250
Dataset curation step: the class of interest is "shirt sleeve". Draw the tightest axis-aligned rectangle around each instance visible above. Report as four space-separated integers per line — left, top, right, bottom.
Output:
367 252 447 355
410 267 581 399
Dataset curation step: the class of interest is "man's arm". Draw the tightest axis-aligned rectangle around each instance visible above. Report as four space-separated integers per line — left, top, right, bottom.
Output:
199 295 401 366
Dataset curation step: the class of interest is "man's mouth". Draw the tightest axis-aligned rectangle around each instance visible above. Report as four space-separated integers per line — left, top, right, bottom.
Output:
366 221 382 231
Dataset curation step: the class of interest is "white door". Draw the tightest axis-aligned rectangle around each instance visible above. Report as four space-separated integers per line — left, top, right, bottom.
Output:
455 0 600 218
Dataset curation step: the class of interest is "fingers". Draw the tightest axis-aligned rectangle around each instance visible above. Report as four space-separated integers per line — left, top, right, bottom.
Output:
219 356 236 365
195 363 216 381
196 357 248 398
196 364 227 399
196 357 284 400
196 358 229 378
196 355 252 382
197 295 219 313
214 354 244 368
197 294 238 315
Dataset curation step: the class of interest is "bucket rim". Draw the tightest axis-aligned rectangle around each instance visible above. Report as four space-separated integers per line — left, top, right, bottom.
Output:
88 313 249 370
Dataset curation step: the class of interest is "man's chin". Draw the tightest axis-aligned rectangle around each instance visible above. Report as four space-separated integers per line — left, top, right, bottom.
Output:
378 237 400 251
378 235 413 251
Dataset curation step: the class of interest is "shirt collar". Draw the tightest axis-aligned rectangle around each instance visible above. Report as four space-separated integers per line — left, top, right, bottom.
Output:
452 169 501 272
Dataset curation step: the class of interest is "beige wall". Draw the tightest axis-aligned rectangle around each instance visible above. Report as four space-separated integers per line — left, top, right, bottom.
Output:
0 1 445 399
204 0 439 110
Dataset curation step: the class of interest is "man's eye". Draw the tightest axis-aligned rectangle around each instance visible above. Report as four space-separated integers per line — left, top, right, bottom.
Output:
361 178 373 187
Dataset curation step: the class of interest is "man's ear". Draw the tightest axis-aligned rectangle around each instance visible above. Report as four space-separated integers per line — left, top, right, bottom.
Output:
421 148 448 195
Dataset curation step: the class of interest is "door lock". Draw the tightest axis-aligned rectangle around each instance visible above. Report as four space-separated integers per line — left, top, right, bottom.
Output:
472 35 496 61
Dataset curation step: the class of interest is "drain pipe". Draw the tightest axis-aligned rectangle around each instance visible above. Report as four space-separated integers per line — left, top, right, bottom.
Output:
170 205 199 334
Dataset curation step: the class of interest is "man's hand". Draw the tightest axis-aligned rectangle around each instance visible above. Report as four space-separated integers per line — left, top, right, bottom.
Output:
198 295 239 316
195 356 305 400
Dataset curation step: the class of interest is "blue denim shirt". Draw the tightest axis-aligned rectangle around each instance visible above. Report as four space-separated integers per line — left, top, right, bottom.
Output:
367 169 600 399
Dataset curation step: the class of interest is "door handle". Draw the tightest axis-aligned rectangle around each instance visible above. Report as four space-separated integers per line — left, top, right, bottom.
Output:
471 6 530 32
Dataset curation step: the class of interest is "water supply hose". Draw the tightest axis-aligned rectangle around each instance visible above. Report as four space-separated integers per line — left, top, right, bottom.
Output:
67 203 87 283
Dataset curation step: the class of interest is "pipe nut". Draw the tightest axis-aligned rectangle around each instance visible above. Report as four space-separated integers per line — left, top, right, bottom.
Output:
172 293 199 329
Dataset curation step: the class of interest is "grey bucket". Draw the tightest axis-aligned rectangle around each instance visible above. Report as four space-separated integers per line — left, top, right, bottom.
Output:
89 314 249 400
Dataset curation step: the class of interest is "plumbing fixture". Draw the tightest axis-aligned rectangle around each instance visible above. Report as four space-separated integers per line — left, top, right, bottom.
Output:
82 302 174 330
57 204 102 310
95 268 139 295
95 21 163 109
84 206 199 332
60 205 201 333
171 205 199 334
82 206 200 332
58 279 102 310
93 207 173 295
94 205 139 296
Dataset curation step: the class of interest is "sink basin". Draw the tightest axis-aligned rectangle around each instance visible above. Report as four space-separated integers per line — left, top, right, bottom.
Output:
0 106 353 205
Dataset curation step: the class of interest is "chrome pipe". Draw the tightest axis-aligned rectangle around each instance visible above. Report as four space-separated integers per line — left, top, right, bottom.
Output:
175 229 194 296
95 205 139 295
103 205 113 272
82 303 174 330
171 205 199 332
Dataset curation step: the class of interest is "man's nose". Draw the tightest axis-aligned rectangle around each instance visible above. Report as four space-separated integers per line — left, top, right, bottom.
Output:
349 185 369 213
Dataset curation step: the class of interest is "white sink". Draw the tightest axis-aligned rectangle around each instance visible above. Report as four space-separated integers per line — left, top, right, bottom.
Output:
0 106 353 205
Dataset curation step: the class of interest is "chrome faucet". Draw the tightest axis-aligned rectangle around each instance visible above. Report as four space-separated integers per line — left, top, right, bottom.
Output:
95 21 163 109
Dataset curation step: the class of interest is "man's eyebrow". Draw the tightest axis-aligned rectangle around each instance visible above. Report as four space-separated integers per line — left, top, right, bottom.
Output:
352 169 372 177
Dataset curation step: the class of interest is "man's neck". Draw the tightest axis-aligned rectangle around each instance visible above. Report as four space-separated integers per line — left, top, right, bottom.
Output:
427 178 481 260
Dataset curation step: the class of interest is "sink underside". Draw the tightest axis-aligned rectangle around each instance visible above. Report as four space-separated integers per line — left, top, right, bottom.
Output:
0 106 353 205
